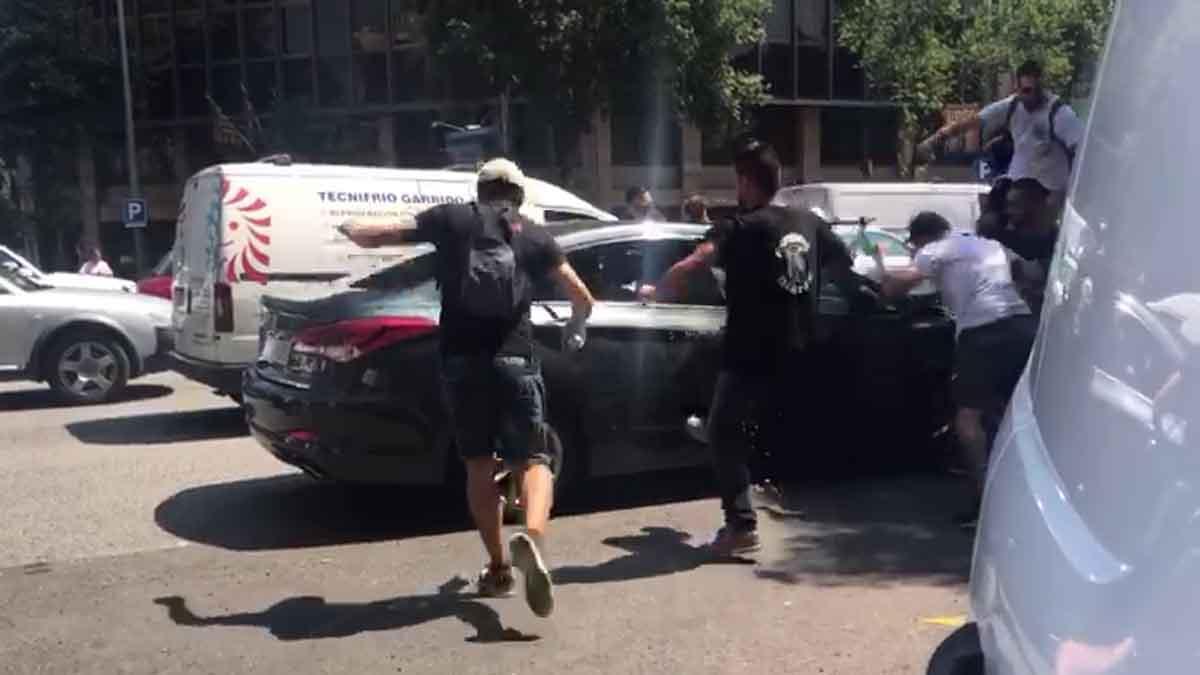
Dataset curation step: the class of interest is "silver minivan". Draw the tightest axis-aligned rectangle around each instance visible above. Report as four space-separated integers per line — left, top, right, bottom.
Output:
929 1 1200 673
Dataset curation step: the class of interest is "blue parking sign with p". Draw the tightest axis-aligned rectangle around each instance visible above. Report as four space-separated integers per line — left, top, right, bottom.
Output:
124 198 147 229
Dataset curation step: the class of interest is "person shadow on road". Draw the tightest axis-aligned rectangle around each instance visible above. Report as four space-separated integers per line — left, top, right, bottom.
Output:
553 526 750 586
153 576 538 644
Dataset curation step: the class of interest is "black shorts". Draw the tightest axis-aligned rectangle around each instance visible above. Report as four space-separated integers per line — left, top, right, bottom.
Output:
954 315 1038 411
440 354 558 473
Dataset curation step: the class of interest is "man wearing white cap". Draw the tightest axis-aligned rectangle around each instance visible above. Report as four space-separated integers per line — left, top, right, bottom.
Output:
343 158 595 617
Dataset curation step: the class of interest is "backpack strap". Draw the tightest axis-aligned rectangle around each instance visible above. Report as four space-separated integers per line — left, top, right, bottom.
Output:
1047 98 1076 168
1005 96 1019 129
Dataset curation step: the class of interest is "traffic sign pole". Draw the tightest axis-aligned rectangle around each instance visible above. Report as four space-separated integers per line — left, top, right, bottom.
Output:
116 0 146 276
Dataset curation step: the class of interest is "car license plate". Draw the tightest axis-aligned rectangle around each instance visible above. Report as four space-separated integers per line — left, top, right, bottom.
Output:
260 334 291 365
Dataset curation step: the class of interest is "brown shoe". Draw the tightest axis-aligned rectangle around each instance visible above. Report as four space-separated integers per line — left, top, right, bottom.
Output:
707 527 761 557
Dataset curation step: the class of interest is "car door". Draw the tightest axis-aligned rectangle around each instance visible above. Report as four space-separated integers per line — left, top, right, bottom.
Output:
532 236 723 477
0 277 34 374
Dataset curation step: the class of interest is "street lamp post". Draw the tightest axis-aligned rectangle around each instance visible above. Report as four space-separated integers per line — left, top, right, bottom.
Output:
115 0 146 275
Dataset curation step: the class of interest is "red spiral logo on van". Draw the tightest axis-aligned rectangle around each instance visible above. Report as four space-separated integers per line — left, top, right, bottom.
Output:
219 178 272 284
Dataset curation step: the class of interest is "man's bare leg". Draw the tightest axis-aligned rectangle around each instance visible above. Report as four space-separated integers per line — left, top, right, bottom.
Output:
519 463 554 540
509 461 555 617
465 456 505 566
956 407 989 497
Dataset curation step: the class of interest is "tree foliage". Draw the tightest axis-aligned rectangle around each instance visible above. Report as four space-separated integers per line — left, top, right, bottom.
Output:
0 0 120 249
837 0 1114 174
427 0 769 174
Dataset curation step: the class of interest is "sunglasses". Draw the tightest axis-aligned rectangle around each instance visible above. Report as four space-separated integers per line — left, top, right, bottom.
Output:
1019 86 1037 95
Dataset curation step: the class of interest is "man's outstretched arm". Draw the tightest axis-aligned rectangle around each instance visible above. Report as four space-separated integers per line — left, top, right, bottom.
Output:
340 214 423 248
643 241 719 303
869 244 929 299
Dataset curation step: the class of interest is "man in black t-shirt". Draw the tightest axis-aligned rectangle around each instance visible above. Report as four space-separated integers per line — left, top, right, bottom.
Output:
646 140 860 556
343 159 595 617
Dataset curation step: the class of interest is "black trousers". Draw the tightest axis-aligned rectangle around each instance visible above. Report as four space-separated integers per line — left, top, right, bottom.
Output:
708 357 807 532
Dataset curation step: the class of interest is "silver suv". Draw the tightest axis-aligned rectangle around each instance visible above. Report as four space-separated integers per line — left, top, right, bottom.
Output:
0 262 172 403
929 1 1200 673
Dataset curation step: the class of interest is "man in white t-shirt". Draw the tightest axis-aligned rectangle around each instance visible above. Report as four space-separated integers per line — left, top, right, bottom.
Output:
77 241 114 277
873 212 1038 522
921 60 1085 214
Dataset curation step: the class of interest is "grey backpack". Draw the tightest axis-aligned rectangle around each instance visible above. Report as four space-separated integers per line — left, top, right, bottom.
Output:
457 202 528 319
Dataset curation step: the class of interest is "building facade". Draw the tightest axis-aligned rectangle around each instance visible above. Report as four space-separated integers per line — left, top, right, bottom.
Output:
77 0 970 263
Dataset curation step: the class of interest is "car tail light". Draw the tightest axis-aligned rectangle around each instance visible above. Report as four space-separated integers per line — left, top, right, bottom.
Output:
292 316 437 364
214 282 235 333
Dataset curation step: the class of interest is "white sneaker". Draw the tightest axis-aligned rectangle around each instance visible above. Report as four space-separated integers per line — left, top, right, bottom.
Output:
509 532 554 617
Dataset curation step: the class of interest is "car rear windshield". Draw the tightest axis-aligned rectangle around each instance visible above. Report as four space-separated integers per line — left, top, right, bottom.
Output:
350 250 438 292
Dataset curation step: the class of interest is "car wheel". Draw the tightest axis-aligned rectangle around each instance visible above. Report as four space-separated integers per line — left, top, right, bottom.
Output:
927 623 984 675
46 330 131 405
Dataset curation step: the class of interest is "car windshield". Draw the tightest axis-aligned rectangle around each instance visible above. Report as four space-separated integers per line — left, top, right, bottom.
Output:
0 261 47 291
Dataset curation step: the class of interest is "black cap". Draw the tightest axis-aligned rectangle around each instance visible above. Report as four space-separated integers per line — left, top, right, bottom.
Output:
907 211 953 243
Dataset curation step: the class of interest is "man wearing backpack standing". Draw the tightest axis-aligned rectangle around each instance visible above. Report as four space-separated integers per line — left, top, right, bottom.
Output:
920 60 1085 219
642 139 864 556
342 159 595 617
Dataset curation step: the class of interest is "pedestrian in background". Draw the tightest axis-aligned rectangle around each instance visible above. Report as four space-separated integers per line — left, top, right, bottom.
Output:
620 186 666 222
77 241 114 277
682 194 711 224
342 159 595 617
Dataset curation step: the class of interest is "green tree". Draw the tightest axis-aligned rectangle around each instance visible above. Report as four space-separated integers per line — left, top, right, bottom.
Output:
837 0 1113 177
836 0 965 177
427 0 768 181
0 0 119 256
962 0 1112 100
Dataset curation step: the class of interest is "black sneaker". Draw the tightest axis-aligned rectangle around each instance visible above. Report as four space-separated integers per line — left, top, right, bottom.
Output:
509 533 554 617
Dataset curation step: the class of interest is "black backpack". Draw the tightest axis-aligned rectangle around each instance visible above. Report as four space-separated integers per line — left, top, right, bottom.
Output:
456 202 528 320
987 97 1075 174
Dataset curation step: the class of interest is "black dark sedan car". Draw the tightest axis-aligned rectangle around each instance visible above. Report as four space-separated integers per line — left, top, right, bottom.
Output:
243 222 955 489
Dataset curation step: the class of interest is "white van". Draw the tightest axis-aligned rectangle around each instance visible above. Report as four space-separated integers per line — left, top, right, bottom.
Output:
774 182 990 234
169 161 615 397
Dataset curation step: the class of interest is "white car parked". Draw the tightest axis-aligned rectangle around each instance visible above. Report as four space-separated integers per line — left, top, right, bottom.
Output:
0 245 136 294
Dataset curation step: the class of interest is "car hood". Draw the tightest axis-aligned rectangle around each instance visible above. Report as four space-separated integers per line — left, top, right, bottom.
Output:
22 286 173 323
40 272 137 293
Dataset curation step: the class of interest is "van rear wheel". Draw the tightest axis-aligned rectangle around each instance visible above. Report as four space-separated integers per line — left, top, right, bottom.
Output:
927 623 984 675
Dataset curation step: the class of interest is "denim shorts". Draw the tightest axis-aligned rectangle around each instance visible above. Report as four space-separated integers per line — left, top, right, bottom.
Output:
440 354 557 473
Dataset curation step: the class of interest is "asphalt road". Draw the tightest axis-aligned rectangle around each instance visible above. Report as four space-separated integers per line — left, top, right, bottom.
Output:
0 373 973 674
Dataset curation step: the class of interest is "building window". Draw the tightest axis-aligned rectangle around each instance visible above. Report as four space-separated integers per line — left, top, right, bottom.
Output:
820 107 898 164
139 0 168 14
140 14 171 69
283 59 314 104
209 11 240 63
177 12 204 66
763 0 795 98
318 58 352 107
315 0 351 57
351 0 388 52
392 49 427 102
246 62 277 111
243 8 278 59
393 111 441 166
796 0 830 98
355 55 388 104
180 67 208 117
700 106 797 166
610 85 683 188
211 64 243 114
141 67 175 120
282 1 313 55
